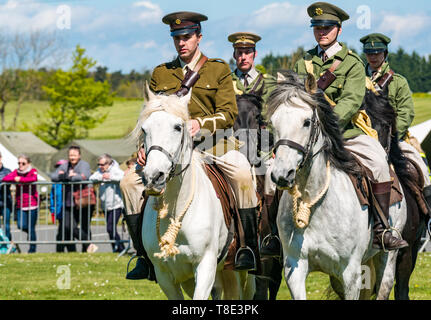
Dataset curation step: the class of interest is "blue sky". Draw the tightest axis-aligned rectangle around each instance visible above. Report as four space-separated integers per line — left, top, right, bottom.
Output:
1 0 431 72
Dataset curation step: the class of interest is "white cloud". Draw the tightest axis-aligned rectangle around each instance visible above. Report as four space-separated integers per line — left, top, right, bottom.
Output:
377 13 430 44
132 1 163 25
249 2 308 29
132 40 157 49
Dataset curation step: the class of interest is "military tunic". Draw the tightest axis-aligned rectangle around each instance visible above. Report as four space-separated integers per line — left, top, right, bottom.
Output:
294 42 365 139
231 69 276 105
366 61 414 140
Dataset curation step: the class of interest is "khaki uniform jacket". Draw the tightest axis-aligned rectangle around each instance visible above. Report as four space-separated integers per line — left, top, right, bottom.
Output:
367 61 414 140
231 69 277 106
150 55 239 155
294 43 366 139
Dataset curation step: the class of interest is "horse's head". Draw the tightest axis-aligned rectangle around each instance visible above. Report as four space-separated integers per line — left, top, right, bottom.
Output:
131 84 192 195
267 72 321 188
234 94 264 166
267 71 357 189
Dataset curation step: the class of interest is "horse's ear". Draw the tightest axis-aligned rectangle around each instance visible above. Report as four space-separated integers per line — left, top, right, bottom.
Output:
144 81 157 101
277 72 287 83
305 73 317 95
178 88 192 108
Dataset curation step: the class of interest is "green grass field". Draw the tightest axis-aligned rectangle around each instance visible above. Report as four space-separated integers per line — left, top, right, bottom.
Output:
3 95 431 140
0 252 430 300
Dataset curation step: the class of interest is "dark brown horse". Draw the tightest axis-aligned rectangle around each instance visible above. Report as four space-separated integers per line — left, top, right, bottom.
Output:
234 93 282 300
361 87 429 300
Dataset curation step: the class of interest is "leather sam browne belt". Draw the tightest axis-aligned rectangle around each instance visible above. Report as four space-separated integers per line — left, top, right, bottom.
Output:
175 55 208 97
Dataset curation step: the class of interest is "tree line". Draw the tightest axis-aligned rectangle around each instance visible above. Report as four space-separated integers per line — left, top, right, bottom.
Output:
1 30 430 149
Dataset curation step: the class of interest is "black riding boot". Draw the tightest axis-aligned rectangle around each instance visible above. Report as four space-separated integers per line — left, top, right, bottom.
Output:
372 182 409 251
124 213 156 281
235 207 258 271
260 194 281 257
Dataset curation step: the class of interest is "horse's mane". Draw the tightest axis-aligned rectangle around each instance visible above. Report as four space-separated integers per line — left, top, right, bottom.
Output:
129 93 190 147
362 88 413 186
266 71 359 175
236 93 263 110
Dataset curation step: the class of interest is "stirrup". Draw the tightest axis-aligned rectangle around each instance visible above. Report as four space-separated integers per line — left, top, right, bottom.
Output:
260 234 281 257
381 227 405 253
126 254 140 274
234 246 257 271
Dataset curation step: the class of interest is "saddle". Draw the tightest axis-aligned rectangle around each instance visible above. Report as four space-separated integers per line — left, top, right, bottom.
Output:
348 160 403 208
204 163 262 273
348 157 428 216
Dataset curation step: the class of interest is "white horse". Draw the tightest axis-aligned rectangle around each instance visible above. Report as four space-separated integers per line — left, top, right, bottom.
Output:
130 86 255 300
267 72 407 300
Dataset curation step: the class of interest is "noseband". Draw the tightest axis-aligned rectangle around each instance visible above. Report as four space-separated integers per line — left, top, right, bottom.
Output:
145 124 191 180
273 107 321 170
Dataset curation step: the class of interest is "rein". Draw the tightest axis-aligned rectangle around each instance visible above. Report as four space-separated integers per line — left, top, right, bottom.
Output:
273 106 331 229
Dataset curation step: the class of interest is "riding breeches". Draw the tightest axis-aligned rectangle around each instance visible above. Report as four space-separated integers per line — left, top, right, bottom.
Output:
344 134 391 182
119 150 259 215
399 140 431 187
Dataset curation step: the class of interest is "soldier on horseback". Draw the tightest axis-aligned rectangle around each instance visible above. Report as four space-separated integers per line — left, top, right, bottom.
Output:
360 32 431 212
120 11 261 281
264 1 408 256
228 32 276 105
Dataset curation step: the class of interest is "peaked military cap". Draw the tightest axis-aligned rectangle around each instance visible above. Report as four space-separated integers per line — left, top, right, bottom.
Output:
228 32 261 48
360 33 391 54
307 2 349 27
162 11 208 37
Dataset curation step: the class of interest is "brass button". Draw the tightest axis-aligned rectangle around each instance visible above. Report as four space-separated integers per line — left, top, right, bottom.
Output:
338 84 342 88
206 84 210 88
163 86 167 90
320 72 324 77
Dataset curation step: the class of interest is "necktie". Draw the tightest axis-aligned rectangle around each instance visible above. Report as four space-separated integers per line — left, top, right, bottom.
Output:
243 73 249 88
321 51 328 63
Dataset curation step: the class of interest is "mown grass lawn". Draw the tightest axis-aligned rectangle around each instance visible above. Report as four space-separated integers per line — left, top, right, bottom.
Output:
0 252 430 300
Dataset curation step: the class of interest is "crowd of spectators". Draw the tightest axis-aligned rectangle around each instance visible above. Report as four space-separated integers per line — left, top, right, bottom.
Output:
0 146 137 254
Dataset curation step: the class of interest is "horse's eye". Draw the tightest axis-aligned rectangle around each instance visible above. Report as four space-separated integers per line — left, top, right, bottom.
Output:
174 124 182 132
303 119 311 127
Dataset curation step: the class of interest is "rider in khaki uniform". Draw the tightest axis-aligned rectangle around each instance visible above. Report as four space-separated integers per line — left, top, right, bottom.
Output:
360 32 431 210
263 2 408 256
120 12 260 280
228 32 276 106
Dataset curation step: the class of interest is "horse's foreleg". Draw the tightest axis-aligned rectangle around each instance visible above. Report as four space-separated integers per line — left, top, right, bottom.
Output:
284 257 308 300
192 253 217 300
341 262 363 300
156 271 185 300
374 251 397 300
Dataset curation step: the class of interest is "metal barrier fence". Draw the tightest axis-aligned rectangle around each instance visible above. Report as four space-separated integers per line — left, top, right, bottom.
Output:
0 181 131 254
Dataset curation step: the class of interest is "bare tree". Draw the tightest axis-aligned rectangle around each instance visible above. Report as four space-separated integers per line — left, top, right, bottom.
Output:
0 30 65 130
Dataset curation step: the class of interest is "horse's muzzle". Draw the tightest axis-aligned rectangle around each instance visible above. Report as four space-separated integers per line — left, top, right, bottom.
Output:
271 168 295 189
142 170 167 195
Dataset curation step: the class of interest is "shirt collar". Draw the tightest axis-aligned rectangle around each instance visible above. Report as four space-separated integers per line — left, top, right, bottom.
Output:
179 51 202 73
235 67 259 80
317 42 342 59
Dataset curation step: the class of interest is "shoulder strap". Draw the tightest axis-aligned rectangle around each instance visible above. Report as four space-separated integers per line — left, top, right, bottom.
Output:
249 73 264 96
194 55 208 73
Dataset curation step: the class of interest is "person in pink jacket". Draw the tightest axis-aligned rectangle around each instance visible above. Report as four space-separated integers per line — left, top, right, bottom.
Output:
2 155 39 253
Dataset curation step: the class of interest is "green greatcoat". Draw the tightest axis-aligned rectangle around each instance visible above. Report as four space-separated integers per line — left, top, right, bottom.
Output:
150 54 239 156
231 69 277 106
367 61 415 140
294 42 366 140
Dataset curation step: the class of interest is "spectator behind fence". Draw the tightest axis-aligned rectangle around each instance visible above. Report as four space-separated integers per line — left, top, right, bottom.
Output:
90 154 125 253
2 155 38 253
0 151 13 241
123 157 137 176
50 159 67 252
51 145 93 253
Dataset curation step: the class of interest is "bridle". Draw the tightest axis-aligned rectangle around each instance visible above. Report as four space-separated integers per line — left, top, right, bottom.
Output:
272 107 322 171
144 123 192 181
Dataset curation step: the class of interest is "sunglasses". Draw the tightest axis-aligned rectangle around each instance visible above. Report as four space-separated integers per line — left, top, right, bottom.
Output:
18 162 28 165
98 162 107 166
